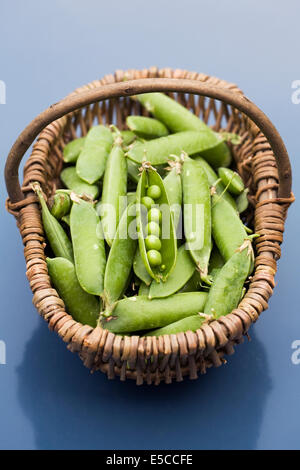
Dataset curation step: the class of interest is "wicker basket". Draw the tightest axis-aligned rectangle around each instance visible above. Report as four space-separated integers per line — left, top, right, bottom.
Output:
5 67 294 385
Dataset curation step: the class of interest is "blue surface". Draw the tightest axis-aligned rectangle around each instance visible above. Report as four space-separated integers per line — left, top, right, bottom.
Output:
1 0 299 450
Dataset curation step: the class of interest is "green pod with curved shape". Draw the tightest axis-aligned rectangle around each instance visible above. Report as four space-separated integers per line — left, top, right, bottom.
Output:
126 115 169 139
47 257 100 327
204 238 253 318
182 157 212 283
133 249 152 286
103 203 138 305
60 167 99 199
146 314 207 336
136 92 231 167
101 140 128 246
211 193 247 262
76 125 113 184
236 188 249 213
121 130 136 146
194 156 236 209
149 245 195 299
63 137 86 163
32 183 73 262
218 167 245 196
164 164 182 231
70 197 106 296
127 159 140 184
179 270 201 293
101 291 208 334
136 165 177 282
127 131 227 167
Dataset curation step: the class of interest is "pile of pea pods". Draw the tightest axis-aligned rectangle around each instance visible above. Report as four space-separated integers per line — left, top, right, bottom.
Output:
33 92 257 337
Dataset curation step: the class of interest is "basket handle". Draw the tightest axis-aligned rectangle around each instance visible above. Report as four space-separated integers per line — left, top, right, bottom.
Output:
5 78 292 203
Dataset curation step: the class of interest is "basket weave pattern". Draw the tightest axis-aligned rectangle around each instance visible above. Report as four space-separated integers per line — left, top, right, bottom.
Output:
6 68 294 385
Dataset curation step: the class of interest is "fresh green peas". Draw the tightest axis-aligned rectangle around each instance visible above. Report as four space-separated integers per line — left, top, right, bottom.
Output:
126 115 169 139
147 249 162 267
147 184 161 199
182 156 212 284
70 196 106 296
32 183 73 263
101 292 208 333
127 131 227 167
63 137 86 163
148 207 162 223
76 125 113 184
146 314 206 336
164 163 182 231
48 191 72 219
47 257 100 327
101 138 128 246
218 167 245 196
141 196 155 210
60 167 99 199
146 221 161 238
145 235 161 251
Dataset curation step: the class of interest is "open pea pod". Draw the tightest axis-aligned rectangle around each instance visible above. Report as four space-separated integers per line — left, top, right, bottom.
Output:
136 164 177 283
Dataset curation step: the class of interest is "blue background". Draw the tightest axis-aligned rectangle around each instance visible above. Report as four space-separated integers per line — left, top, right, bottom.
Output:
0 0 299 450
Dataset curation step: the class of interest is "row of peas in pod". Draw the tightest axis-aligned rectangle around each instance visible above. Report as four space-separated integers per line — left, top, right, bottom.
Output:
33 91 258 336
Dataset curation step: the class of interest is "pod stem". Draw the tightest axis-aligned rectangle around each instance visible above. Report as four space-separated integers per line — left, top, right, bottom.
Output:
166 156 183 175
219 131 242 145
138 161 157 173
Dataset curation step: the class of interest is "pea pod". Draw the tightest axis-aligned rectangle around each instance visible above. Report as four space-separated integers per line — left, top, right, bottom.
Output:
236 188 249 213
138 283 150 296
70 196 106 295
101 292 208 333
146 314 207 336
60 167 99 199
208 245 224 282
194 156 236 209
47 257 100 327
63 137 86 163
133 249 152 286
101 139 127 246
218 167 245 196
32 183 73 262
149 245 195 299
126 115 169 139
121 130 136 146
103 203 137 305
76 125 113 184
211 193 247 261
164 162 182 231
61 214 70 226
127 131 226 167
48 191 72 219
136 92 231 167
127 159 140 184
136 164 177 282
126 192 136 206
179 270 201 293
182 157 212 283
204 238 253 318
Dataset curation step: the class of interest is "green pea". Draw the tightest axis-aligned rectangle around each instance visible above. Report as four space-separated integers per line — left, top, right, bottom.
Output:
147 250 162 267
145 235 161 251
136 166 177 282
182 157 212 284
146 314 206 336
63 137 86 163
236 188 249 213
47 257 100 327
218 167 245 196
136 92 231 167
126 115 169 139
70 197 106 296
103 203 137 305
60 167 99 199
146 221 161 238
101 140 127 246
204 238 253 318
164 165 182 231
133 249 152 286
147 207 162 223
141 196 155 210
32 183 73 262
211 193 247 262
101 291 208 333
127 131 227 167
48 192 71 219
194 156 236 209
76 125 113 184
149 245 195 299
147 184 161 200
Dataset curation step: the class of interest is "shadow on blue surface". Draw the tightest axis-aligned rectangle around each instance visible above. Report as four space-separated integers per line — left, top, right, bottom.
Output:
16 319 272 450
